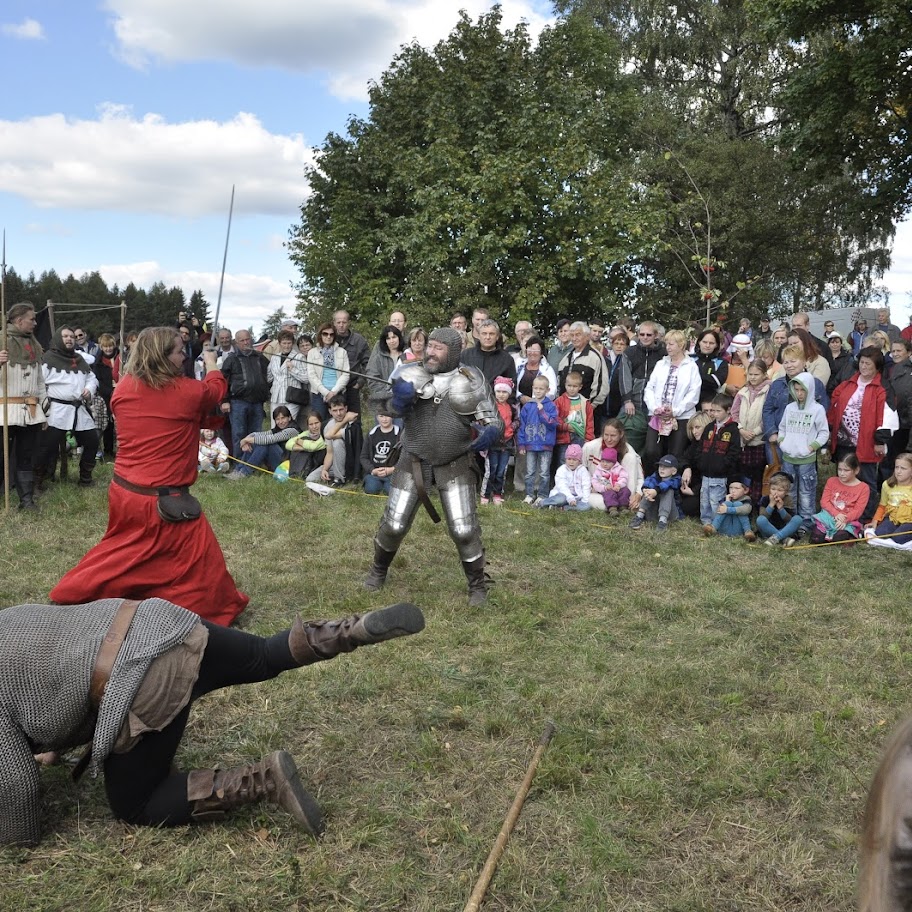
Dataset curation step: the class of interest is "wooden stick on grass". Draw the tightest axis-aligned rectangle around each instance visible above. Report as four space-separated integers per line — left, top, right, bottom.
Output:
463 720 556 912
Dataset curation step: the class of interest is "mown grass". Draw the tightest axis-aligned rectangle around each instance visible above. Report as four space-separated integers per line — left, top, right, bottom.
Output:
0 459 909 911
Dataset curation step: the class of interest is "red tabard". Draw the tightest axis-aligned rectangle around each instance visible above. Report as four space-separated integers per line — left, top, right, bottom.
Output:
50 372 249 626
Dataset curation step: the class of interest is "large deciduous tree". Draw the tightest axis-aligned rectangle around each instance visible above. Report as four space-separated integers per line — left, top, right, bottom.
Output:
288 10 662 335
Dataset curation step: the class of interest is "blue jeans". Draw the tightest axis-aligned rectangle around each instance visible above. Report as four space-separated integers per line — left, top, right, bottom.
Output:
363 473 392 495
712 511 751 536
538 492 590 511
524 450 552 498
756 514 804 542
784 460 817 519
229 400 266 456
484 449 510 497
237 443 284 476
700 476 728 525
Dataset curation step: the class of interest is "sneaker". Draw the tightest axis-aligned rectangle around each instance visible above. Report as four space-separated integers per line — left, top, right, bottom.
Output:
764 536 780 547
523 495 534 505
656 519 669 532
216 462 231 474
480 496 490 506
782 537 797 548
744 531 757 543
629 513 645 530
492 495 504 505
702 524 716 536
225 469 247 480
532 497 543 507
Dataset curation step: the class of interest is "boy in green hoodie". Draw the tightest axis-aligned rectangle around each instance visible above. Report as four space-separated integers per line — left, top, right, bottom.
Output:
777 371 829 519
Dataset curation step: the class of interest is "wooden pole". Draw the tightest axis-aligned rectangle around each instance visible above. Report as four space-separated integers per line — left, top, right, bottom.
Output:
1 230 9 514
119 298 126 354
212 184 235 343
463 721 556 912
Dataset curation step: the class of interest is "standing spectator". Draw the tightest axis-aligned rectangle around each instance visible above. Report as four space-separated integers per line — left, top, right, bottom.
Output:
389 311 407 334
731 361 771 504
737 317 753 340
642 330 702 476
0 303 46 510
691 329 729 407
788 327 831 388
515 336 557 404
604 330 632 424
333 310 369 414
220 329 271 455
827 346 898 522
449 313 472 349
405 327 427 362
902 314 912 343
882 339 912 480
93 333 121 458
622 321 666 454
547 319 573 374
875 307 902 343
37 327 99 489
261 319 300 358
267 330 309 421
468 307 489 346
791 312 834 367
214 327 235 360
305 323 350 423
779 372 830 520
177 322 202 378
72 327 100 360
506 320 535 364
554 370 594 464
849 318 871 357
366 325 406 414
755 316 773 341
517 375 558 505
826 332 857 393
460 319 517 390
49 328 249 626
557 321 608 410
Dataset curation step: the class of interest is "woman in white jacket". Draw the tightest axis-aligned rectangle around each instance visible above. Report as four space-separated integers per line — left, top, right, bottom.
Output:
306 322 351 423
643 330 701 476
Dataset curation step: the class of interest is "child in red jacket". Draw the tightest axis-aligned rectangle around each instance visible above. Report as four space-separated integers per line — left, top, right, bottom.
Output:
554 370 594 464
481 376 519 505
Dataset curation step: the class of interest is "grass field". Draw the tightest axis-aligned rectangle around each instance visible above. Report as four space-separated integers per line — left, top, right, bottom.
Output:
0 460 909 911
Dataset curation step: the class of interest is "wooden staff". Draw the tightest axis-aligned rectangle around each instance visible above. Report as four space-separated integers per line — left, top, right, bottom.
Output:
463 721 556 912
1 230 8 514
118 298 126 354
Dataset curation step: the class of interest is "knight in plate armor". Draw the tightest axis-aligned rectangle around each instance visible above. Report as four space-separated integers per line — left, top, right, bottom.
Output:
364 327 503 604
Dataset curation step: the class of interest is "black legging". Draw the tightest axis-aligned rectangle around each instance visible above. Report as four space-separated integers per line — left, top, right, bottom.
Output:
104 622 298 826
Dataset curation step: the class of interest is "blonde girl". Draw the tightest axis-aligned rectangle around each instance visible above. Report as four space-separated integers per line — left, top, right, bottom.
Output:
865 452 912 545
731 359 770 503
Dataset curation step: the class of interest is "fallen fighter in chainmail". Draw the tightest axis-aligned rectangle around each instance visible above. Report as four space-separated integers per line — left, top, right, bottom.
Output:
0 597 425 846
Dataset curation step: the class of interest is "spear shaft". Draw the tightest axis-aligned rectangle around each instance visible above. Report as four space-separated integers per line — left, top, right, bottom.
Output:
1 231 9 513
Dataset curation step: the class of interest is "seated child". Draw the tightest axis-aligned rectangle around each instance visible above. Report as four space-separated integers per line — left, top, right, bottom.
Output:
681 393 741 526
590 446 629 513
518 375 558 505
322 395 360 485
537 444 591 511
229 405 299 478
286 411 328 480
198 428 230 474
756 471 803 547
554 370 594 464
864 452 912 545
704 478 756 541
629 454 681 532
361 410 401 495
809 453 867 544
482 376 519 505
778 370 829 520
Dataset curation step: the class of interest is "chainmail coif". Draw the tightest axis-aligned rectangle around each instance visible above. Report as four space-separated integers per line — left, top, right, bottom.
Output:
0 597 200 846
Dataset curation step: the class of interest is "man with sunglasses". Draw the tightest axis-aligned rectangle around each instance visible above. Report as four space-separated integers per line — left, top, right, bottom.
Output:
623 322 666 417
73 327 100 360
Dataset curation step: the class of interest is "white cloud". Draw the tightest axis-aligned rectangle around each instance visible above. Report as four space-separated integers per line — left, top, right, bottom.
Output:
93 260 297 333
885 219 912 320
104 0 553 100
0 106 313 217
1 18 45 40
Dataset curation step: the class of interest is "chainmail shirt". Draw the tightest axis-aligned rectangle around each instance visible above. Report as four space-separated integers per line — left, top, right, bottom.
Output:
0 597 200 846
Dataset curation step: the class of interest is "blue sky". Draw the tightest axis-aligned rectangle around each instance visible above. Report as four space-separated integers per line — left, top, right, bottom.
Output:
1 0 909 336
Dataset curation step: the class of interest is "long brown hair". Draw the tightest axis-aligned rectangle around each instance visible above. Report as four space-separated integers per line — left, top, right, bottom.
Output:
602 418 629 460
859 713 912 911
122 327 183 389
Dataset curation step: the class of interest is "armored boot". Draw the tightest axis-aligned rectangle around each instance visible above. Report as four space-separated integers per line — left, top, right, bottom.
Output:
363 541 397 591
187 749 324 837
462 553 490 606
15 471 38 511
288 603 425 664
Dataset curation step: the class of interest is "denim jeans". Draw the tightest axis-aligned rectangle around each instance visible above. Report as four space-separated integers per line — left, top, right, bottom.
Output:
484 449 510 497
524 450 552 498
237 443 284 476
363 473 392 495
699 476 728 525
639 488 677 523
711 511 751 536
756 513 804 542
229 400 266 456
784 460 818 519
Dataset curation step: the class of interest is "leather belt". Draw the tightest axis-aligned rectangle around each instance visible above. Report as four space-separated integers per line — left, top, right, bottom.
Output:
2 396 34 404
411 457 441 524
113 473 189 496
73 598 141 781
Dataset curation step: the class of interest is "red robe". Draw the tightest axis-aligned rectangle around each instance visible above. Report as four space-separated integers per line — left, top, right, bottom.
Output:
50 371 249 625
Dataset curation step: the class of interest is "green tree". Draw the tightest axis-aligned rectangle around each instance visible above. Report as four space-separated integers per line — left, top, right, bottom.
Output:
260 308 288 341
289 10 662 335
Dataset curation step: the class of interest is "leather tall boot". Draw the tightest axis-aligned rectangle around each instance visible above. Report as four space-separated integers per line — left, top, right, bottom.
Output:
15 471 38 511
462 552 490 606
187 750 324 837
363 540 397 591
288 603 425 664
